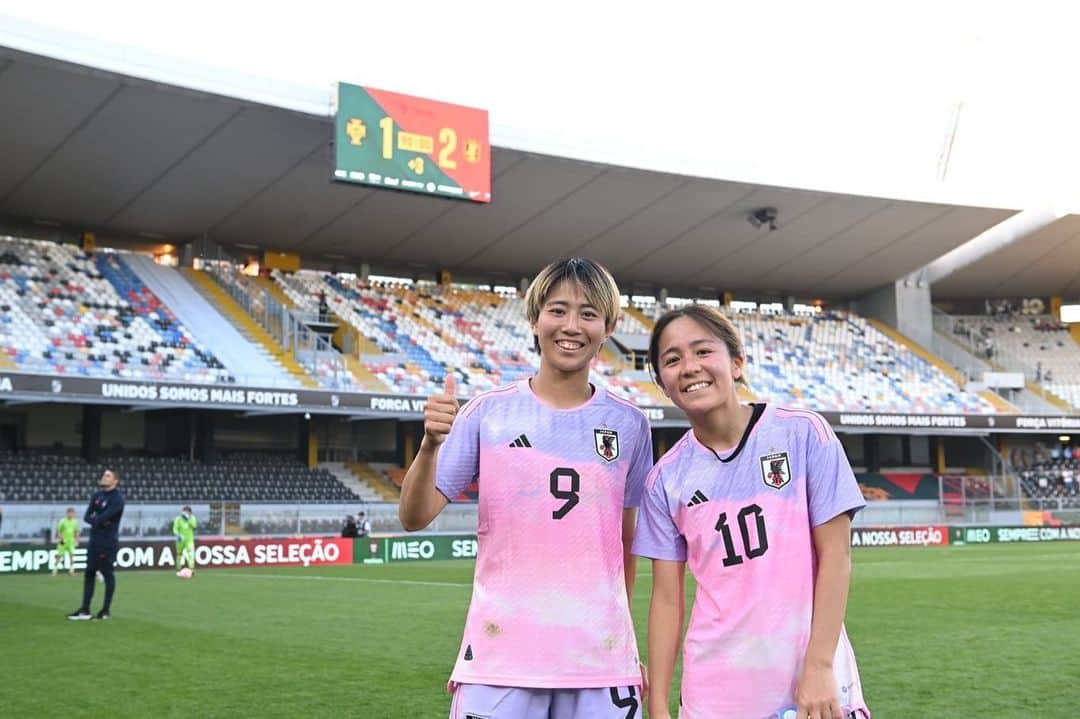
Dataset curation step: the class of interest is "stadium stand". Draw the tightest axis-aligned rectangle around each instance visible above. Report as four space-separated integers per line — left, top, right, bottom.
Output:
0 236 1009 415
0 452 362 503
613 304 995 413
269 269 659 404
952 314 1080 409
195 263 365 391
0 237 232 383
1020 456 1080 508
732 310 996 413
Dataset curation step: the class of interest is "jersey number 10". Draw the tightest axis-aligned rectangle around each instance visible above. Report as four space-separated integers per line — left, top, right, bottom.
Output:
715 504 769 566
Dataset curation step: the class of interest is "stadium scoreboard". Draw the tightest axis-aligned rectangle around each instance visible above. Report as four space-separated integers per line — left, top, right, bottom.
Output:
333 83 491 203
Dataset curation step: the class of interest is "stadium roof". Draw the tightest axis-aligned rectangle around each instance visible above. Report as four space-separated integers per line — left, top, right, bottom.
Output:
2 43 1078 300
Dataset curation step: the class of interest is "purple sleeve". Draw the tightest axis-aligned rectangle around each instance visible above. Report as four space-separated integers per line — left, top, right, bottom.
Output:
631 467 687 561
434 399 481 502
623 414 655 509
806 426 866 528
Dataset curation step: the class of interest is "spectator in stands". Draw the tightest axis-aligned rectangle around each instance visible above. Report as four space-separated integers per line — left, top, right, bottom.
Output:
356 512 371 538
634 304 869 719
317 291 330 323
340 514 358 538
67 469 124 621
52 507 80 577
399 257 653 718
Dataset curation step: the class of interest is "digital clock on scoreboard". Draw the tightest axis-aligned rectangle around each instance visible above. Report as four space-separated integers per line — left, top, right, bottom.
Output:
332 83 491 203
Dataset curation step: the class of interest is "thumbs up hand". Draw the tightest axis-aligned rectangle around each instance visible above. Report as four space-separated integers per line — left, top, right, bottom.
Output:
423 373 460 446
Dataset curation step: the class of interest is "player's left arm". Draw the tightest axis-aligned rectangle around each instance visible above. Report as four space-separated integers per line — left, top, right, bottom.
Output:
623 414 655 608
795 511 852 719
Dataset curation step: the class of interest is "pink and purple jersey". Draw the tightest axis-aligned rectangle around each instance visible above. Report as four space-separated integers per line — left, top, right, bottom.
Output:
436 379 654 689
633 404 870 718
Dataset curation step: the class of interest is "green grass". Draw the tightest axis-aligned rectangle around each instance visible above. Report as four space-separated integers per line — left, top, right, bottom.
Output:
2 543 1078 717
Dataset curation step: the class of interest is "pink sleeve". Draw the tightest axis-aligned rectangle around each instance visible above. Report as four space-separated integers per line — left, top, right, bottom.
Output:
632 466 686 561
434 399 481 501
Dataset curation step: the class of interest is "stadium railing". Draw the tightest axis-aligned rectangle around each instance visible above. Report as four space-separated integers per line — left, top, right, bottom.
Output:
0 502 480 543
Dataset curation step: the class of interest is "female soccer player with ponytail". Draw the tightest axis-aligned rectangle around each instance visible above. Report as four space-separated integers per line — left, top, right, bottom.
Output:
633 305 870 719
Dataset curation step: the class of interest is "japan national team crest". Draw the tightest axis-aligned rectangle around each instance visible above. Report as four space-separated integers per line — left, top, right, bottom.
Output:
759 451 791 489
594 428 619 463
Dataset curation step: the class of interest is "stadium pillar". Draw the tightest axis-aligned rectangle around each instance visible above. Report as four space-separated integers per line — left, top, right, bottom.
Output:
931 436 946 474
298 415 313 468
81 405 102 465
398 421 420 468
194 411 217 464
654 430 668 457
863 435 880 472
857 273 934 350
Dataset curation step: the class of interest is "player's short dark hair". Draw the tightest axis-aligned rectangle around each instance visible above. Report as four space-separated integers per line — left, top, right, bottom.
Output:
525 257 621 353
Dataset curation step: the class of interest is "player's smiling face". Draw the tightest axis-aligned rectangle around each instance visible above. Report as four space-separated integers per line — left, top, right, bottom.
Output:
532 280 610 375
657 316 743 414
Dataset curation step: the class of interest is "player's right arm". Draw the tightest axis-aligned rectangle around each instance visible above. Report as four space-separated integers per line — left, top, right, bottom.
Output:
398 375 458 531
647 558 685 719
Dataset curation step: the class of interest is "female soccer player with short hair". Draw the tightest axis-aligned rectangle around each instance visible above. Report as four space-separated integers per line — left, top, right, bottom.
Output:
399 257 653 719
633 305 870 719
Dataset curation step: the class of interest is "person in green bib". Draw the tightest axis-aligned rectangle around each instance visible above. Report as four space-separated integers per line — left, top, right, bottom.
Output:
172 506 197 577
53 507 80 577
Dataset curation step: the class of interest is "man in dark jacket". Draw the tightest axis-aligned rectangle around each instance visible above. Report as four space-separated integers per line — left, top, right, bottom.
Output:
67 469 125 621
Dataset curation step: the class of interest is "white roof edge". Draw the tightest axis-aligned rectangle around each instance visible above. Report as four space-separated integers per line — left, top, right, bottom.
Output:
0 13 1035 213
0 14 332 117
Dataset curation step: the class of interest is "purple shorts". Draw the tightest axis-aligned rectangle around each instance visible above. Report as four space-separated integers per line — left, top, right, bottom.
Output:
449 683 641 719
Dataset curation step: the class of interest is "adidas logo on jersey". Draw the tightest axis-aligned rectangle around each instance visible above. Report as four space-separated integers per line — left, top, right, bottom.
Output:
464 644 474 660
687 489 709 506
508 434 531 448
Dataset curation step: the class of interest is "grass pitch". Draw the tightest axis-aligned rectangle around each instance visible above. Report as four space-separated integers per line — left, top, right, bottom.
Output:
2 543 1078 717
